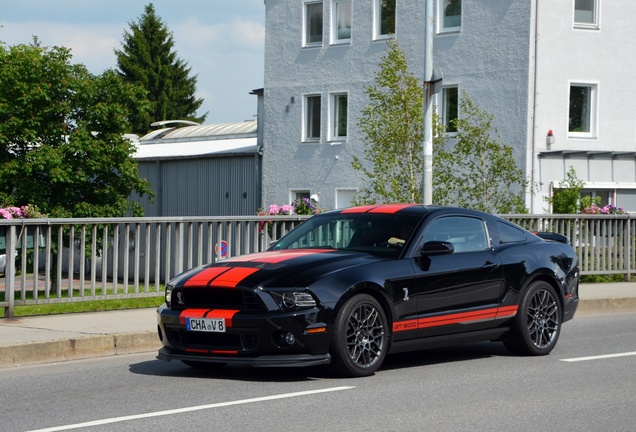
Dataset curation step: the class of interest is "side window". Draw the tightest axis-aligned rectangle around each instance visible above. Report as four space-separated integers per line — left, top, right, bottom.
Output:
375 0 396 39
330 92 348 141
304 94 322 141
332 0 352 43
304 2 323 46
423 216 489 252
568 82 597 138
440 86 458 133
439 0 462 33
497 221 527 244
574 0 599 29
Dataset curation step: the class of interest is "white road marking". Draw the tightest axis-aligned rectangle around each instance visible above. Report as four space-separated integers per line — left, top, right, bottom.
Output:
27 386 355 432
560 351 636 362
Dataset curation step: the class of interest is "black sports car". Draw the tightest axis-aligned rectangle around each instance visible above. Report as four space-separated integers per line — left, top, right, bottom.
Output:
157 204 579 377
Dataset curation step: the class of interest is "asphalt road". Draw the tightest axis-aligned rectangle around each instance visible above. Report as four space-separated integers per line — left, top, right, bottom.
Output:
2 312 635 432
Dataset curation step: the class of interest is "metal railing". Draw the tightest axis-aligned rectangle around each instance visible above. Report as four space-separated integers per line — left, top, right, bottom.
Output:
1 213 634 318
1 215 307 318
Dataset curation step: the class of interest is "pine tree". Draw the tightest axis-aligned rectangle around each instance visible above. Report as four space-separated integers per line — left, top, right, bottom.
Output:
115 3 206 135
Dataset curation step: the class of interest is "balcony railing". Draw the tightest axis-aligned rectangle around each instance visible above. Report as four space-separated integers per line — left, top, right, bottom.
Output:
1 213 633 318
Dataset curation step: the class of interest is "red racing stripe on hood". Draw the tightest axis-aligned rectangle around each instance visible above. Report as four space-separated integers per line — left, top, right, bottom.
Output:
224 249 334 264
210 267 259 287
184 267 231 287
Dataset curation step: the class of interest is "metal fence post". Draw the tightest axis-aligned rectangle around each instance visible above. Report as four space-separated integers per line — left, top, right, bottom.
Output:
5 226 16 319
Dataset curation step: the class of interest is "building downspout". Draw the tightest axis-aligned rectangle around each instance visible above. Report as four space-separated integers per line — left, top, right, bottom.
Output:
529 0 539 212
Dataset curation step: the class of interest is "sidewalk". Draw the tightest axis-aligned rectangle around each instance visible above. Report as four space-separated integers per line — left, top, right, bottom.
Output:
1 283 636 369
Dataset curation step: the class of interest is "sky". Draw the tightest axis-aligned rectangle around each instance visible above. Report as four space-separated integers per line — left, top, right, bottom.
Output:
0 0 265 125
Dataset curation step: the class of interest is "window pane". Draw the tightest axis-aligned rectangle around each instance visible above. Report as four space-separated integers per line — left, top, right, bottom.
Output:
380 0 396 35
443 87 458 133
443 0 462 29
336 1 352 40
334 94 348 138
575 0 595 24
569 85 591 133
306 3 323 44
306 96 321 139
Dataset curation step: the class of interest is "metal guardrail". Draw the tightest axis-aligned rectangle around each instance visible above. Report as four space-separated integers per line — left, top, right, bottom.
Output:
1 213 634 318
0 215 308 318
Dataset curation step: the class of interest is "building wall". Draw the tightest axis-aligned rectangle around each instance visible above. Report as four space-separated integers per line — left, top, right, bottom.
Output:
263 0 636 213
137 155 261 217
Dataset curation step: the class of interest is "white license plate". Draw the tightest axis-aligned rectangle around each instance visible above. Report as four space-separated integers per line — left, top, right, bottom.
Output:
186 317 226 333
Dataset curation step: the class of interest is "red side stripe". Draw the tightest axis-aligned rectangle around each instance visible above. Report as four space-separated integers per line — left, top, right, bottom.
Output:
392 306 516 333
184 267 231 287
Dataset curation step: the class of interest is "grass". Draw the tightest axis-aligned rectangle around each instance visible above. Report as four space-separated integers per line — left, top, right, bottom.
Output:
1 296 164 318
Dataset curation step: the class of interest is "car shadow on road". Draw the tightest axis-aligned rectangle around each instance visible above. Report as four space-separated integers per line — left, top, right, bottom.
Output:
128 342 513 382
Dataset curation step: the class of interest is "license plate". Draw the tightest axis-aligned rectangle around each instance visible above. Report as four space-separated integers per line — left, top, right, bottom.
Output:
186 317 226 333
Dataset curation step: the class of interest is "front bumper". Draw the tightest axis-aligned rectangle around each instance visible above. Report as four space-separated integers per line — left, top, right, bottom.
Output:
157 346 331 367
156 303 333 367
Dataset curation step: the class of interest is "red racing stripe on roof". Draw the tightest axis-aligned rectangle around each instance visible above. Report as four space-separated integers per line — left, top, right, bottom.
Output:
341 204 417 214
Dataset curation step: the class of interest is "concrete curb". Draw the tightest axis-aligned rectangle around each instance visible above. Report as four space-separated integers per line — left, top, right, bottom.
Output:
575 298 636 315
0 332 161 368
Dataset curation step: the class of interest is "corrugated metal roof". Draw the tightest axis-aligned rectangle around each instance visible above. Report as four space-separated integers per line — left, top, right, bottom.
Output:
139 120 257 143
134 137 257 160
134 120 259 160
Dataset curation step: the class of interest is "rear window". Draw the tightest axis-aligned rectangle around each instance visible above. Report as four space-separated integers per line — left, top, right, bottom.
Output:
497 221 527 244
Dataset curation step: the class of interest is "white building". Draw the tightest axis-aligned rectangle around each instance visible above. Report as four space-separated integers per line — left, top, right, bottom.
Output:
261 0 636 213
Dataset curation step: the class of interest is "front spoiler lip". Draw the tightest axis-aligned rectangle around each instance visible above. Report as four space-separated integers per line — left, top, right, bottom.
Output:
157 347 331 368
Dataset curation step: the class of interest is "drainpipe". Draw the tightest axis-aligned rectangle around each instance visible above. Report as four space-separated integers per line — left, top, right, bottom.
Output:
529 0 539 212
422 0 434 205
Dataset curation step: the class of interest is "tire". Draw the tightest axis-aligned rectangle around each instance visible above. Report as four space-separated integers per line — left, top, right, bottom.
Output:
504 281 562 356
330 294 389 377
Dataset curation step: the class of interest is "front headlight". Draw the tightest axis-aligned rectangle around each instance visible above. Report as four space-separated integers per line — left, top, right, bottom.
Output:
165 284 174 308
270 290 317 309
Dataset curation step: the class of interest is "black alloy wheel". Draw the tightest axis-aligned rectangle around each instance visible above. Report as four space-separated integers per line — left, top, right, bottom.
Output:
330 294 388 377
505 281 562 356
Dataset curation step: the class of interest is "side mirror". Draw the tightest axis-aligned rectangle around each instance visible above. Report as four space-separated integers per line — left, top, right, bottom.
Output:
420 240 454 256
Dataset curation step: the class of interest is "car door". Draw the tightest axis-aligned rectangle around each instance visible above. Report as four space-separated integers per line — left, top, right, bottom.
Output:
411 215 504 338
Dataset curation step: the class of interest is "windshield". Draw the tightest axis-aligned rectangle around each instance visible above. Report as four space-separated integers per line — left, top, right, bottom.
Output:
270 212 422 258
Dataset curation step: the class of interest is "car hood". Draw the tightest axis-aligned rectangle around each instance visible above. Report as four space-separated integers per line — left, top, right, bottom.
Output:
169 248 383 289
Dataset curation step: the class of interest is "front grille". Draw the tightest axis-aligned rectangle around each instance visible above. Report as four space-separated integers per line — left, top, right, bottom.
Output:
171 287 264 311
165 326 258 351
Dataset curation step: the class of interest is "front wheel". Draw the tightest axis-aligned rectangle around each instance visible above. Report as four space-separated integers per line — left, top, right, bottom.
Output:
330 294 388 377
504 281 562 356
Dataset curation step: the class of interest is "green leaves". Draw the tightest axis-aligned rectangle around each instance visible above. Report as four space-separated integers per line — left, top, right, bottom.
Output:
0 42 153 218
114 3 206 134
355 39 424 204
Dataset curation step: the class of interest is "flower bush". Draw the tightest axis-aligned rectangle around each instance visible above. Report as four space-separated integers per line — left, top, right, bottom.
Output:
581 204 625 215
256 204 292 232
0 205 45 219
292 197 320 215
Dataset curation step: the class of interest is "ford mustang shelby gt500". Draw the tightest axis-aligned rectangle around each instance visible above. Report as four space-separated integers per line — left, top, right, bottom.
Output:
157 204 579 377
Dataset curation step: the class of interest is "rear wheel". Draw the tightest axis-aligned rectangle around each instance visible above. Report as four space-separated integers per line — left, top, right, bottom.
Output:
330 294 388 377
504 281 561 356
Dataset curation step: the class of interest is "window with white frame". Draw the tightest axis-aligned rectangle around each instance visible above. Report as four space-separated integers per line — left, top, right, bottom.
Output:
568 83 597 137
441 86 459 133
305 94 322 141
332 0 352 43
330 93 348 141
336 189 357 209
374 0 395 39
439 0 461 32
574 0 599 28
304 2 323 46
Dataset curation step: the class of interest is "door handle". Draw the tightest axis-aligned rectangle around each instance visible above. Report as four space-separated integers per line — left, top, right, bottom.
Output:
483 262 500 271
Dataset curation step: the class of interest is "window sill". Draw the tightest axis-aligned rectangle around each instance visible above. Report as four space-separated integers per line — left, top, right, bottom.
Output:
329 140 347 146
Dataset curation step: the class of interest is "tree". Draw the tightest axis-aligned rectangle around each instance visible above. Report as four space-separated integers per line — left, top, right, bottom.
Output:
433 93 529 213
115 3 206 135
353 39 424 204
0 41 153 218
